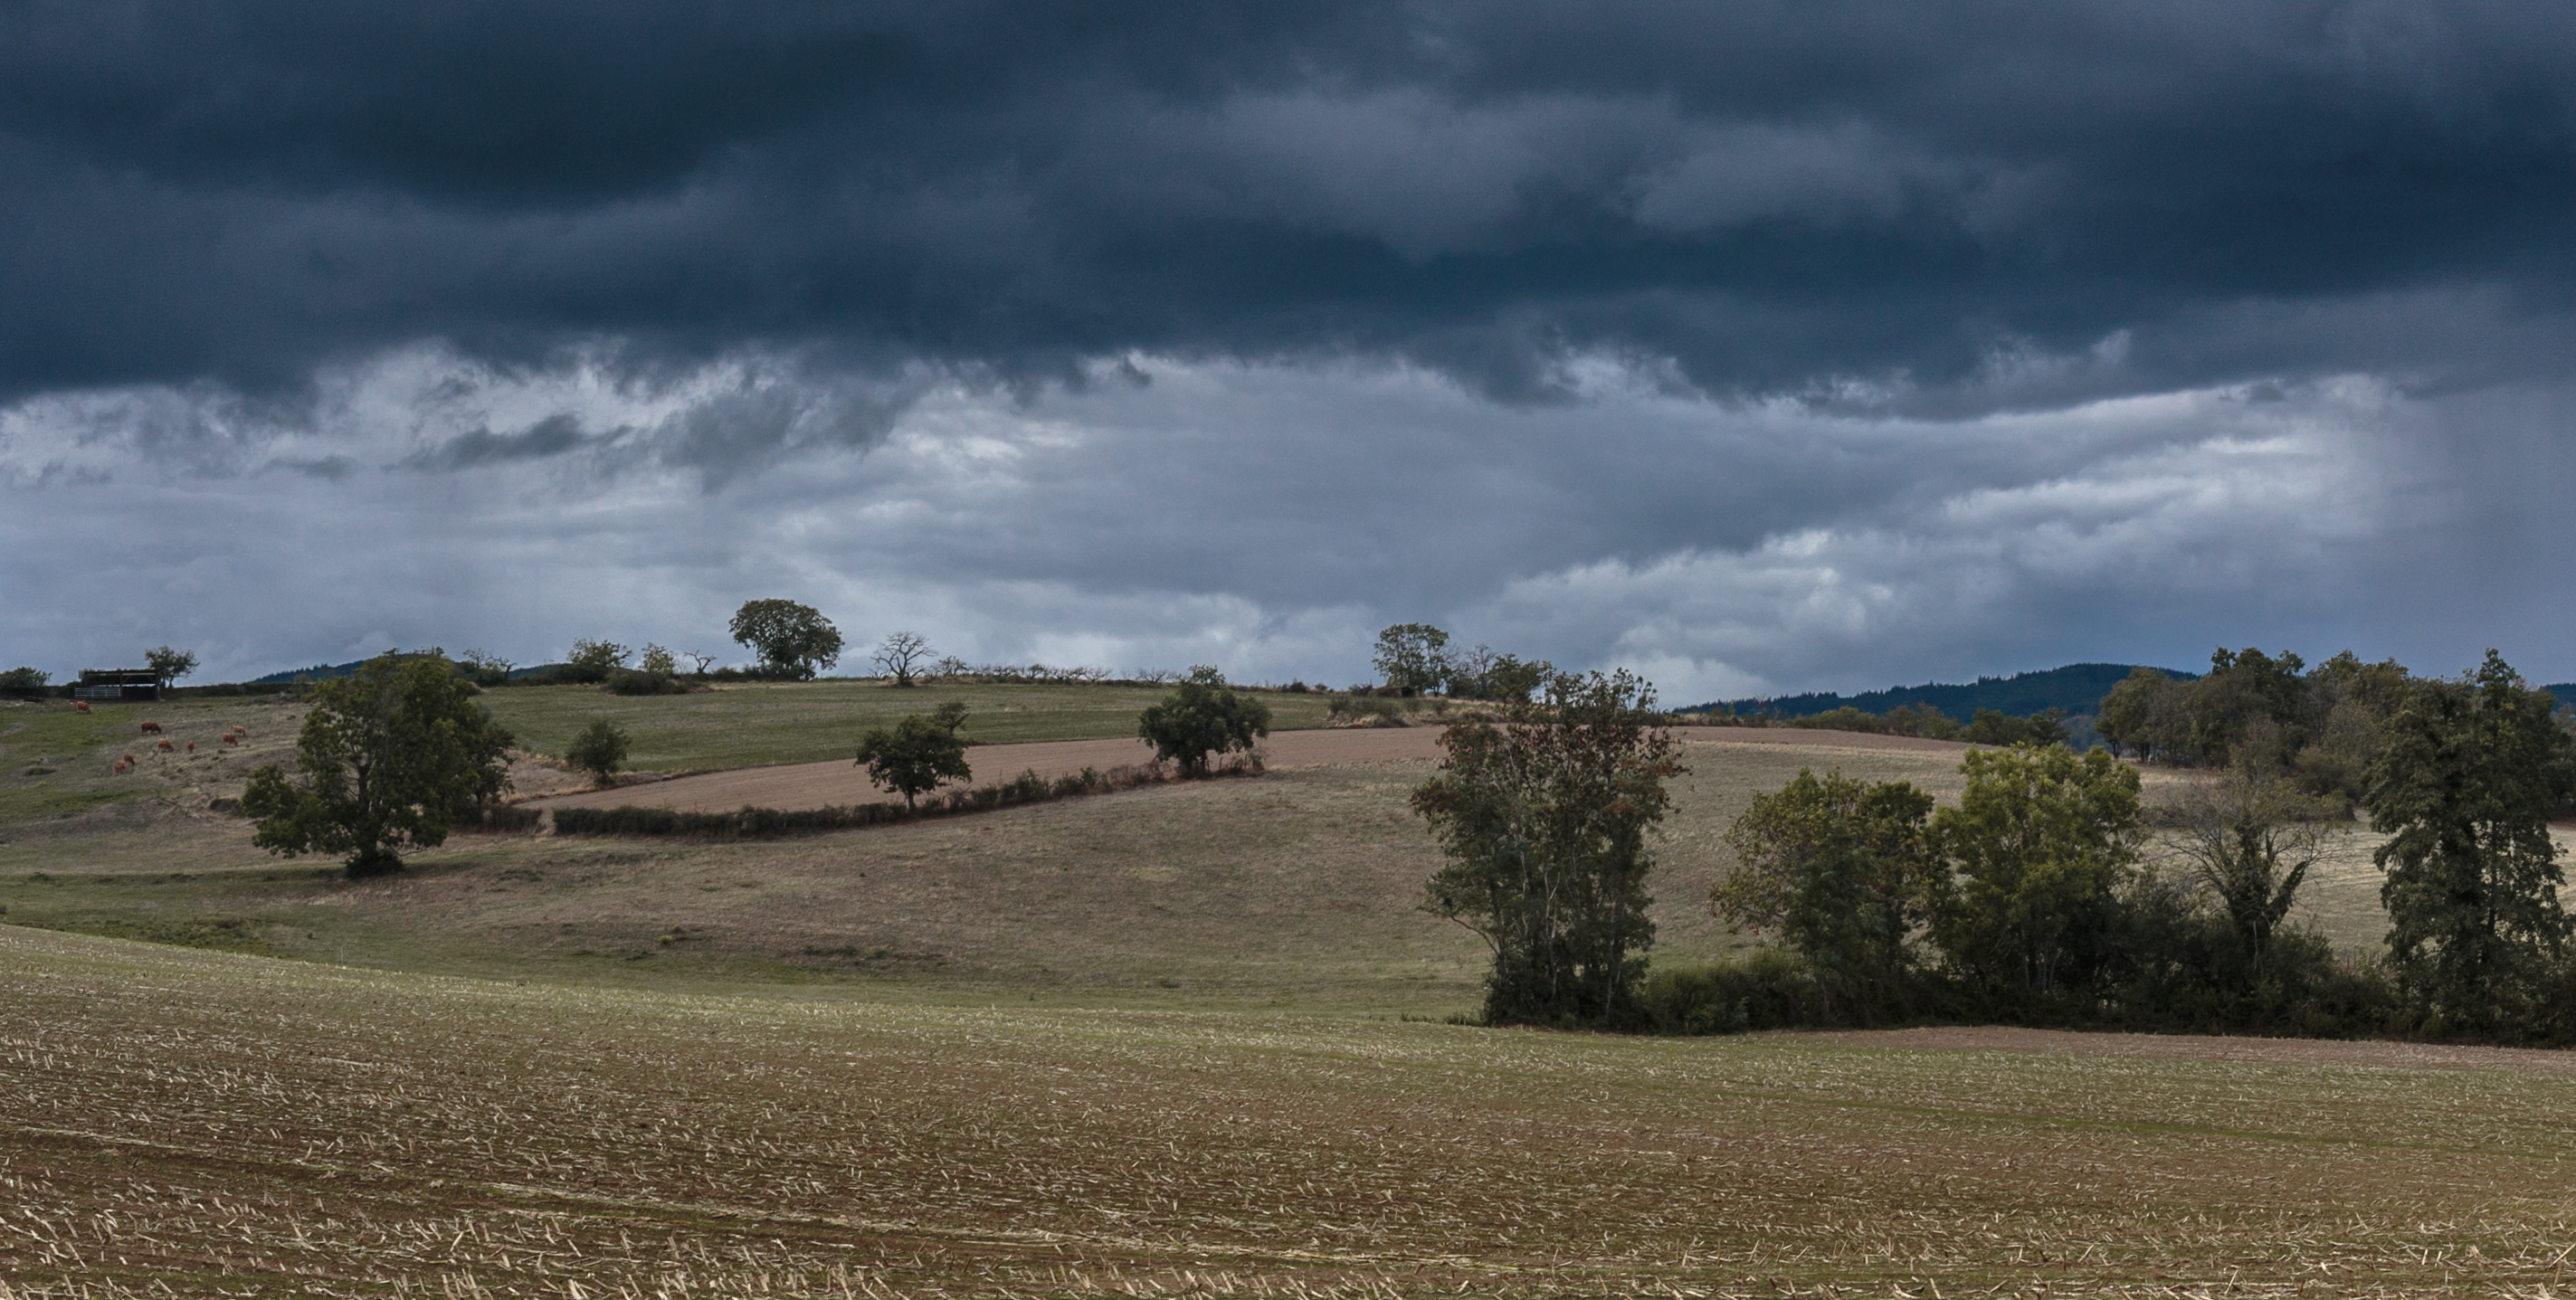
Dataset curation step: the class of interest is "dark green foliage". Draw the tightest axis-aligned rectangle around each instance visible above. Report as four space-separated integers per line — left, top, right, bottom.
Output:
1414 670 1682 1028
0 666 46 696
1708 663 2170 725
563 639 630 684
566 718 632 784
1634 950 1856 1035
604 668 691 696
1446 644 1552 702
239 652 516 878
728 599 844 679
1715 769 1936 1001
1928 745 2142 998
1138 681 1271 776
1964 707 2067 747
856 708 974 808
457 650 514 688
2094 648 2414 801
2367 650 2576 1032
1372 623 1450 695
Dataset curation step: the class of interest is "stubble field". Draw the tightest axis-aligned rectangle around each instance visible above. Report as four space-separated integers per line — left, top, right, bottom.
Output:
7 686 2576 1295
12 925 2576 1297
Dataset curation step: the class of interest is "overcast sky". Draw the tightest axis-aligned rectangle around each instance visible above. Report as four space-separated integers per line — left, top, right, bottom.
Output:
6 2 2576 702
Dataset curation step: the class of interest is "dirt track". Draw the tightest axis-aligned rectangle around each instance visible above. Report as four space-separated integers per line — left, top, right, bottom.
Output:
526 722 1984 815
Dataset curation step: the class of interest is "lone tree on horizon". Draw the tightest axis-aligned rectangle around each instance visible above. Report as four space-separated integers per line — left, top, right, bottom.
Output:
145 644 198 693
873 631 933 687
729 599 844 679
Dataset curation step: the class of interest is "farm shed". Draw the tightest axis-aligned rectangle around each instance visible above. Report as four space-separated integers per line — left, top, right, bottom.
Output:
73 669 160 702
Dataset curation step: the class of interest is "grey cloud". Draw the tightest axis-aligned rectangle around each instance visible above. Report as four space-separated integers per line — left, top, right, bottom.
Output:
409 413 595 470
3 3 2575 417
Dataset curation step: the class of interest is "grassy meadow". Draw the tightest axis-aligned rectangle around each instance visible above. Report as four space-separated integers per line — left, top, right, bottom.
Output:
475 678 1341 772
6 684 2575 1295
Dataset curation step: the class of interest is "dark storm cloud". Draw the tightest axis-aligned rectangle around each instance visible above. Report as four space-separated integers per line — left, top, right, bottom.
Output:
6 1 2576 413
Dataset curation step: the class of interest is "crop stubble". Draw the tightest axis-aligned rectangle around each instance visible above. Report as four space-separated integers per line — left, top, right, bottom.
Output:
8 926 2576 1297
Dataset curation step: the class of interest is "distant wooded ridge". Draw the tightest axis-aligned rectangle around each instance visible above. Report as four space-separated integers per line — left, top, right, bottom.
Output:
1695 661 2576 724
1693 662 2191 722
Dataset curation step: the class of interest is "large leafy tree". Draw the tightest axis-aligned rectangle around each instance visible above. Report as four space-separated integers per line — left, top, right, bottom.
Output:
2367 650 2576 1030
1928 745 2142 997
857 704 973 808
241 653 515 878
1137 679 1270 776
728 599 844 679
1413 669 1682 1027
1372 622 1451 695
1716 769 1936 999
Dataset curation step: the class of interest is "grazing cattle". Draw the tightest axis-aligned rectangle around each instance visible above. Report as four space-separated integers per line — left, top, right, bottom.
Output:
139 721 163 735
220 734 239 746
73 700 90 714
156 738 175 752
186 741 195 753
111 760 128 774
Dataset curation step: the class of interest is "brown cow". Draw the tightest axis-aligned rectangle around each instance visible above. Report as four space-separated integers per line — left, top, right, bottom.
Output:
220 734 239 746
185 741 195 753
139 721 163 735
73 700 90 714
156 738 175 753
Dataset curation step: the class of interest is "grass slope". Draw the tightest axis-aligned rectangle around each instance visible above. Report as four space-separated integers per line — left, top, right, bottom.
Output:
10 925 2576 1296
0 684 1340 832
0 732 2451 1014
477 679 1338 772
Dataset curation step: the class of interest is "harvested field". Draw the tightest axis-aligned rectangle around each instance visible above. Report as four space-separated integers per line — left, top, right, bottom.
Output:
10 924 2576 1297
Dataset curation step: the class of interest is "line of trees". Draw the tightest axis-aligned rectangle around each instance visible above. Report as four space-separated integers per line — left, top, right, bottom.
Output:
1697 650 2576 1042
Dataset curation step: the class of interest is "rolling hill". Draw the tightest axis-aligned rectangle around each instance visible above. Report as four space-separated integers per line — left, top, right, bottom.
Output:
1694 661 2198 722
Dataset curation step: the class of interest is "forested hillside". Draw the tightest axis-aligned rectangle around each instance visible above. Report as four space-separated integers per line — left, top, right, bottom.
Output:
1697 662 2195 722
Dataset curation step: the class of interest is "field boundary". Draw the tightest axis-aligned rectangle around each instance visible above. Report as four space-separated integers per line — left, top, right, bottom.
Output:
551 756 1259 840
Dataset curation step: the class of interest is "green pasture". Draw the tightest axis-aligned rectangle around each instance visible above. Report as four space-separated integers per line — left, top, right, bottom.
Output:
477 678 1340 771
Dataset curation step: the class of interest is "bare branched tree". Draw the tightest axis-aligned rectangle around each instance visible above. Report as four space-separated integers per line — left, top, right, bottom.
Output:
873 631 933 687
2168 757 2333 978
683 650 719 676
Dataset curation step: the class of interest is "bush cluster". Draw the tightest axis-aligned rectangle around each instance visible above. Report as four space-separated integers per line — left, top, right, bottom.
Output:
1668 651 2576 1046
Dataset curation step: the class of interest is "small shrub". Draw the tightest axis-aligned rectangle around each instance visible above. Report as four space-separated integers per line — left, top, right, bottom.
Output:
566 719 632 784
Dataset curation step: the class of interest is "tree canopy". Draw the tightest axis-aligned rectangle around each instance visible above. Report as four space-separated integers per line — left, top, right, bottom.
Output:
1372 623 1450 695
857 705 973 809
1137 680 1270 777
1414 669 1681 1027
1716 768 1935 1001
728 599 844 679
1928 745 2142 998
2368 650 2576 1031
240 652 515 878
